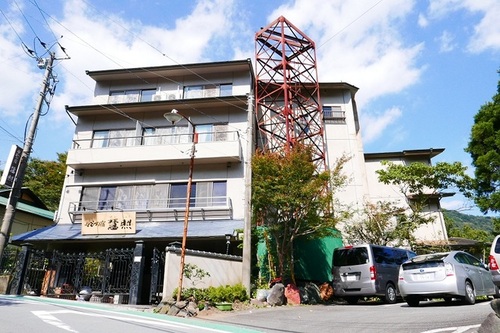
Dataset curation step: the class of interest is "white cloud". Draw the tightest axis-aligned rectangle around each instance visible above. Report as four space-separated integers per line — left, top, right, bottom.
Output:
1 0 239 123
0 6 41 120
259 0 425 118
437 30 455 53
361 107 403 144
426 0 500 53
417 13 428 27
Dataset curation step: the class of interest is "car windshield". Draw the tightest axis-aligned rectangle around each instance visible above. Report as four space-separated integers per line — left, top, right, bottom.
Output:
333 247 369 266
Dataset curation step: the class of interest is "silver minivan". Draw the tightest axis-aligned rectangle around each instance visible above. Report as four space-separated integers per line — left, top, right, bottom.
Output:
332 244 416 304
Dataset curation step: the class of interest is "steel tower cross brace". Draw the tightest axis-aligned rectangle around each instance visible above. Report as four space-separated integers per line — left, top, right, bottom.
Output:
255 16 327 172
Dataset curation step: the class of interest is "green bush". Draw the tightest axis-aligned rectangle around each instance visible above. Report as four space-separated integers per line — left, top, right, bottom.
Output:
172 284 249 303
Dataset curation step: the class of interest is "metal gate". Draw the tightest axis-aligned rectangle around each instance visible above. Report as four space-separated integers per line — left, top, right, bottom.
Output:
149 247 165 304
9 246 135 304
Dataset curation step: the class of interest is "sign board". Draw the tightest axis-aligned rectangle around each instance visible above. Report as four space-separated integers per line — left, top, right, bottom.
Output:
0 145 23 188
82 211 137 235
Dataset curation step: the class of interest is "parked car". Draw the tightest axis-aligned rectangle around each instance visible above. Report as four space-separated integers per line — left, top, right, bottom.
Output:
398 251 497 307
332 244 416 304
488 235 500 292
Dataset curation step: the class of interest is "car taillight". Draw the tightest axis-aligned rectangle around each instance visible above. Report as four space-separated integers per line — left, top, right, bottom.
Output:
370 265 376 280
399 266 404 281
445 262 454 276
490 255 499 271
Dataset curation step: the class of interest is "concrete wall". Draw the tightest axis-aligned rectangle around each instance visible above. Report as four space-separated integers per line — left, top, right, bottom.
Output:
161 246 242 301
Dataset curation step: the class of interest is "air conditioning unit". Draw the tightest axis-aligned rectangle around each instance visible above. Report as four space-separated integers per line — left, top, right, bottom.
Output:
153 94 163 101
167 94 177 100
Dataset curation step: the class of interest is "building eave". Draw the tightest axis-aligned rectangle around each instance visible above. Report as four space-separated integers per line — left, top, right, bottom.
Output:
85 59 255 82
364 148 445 160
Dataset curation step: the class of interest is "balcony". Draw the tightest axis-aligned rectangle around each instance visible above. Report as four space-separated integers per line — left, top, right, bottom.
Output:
68 196 233 223
67 131 241 169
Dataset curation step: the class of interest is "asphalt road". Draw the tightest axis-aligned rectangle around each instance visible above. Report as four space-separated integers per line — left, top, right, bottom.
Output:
200 299 497 333
0 295 259 333
0 295 496 333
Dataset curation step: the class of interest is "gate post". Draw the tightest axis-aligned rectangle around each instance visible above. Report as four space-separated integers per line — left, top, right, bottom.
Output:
129 240 145 305
9 243 32 295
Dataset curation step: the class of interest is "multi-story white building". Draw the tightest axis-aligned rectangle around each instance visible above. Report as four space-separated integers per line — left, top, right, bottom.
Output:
321 82 448 244
12 59 449 296
16 59 255 254
14 58 450 250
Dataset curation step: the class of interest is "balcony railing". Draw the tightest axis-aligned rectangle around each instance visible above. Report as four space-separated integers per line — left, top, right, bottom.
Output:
72 131 239 150
68 196 233 223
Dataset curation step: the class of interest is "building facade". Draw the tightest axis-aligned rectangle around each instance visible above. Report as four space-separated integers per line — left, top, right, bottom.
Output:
10 59 449 299
15 59 254 254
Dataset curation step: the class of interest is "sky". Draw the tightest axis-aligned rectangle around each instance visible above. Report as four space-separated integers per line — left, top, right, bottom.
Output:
0 0 499 216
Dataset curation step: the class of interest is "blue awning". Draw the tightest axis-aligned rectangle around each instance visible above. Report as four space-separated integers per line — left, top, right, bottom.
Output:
12 219 244 243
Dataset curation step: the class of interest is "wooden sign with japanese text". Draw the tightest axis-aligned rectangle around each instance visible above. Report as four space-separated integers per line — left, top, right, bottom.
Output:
81 212 136 235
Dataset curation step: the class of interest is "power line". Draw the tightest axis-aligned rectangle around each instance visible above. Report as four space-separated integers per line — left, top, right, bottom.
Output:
319 0 385 49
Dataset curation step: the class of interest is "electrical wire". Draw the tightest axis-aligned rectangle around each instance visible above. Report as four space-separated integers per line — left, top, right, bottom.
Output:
318 0 385 49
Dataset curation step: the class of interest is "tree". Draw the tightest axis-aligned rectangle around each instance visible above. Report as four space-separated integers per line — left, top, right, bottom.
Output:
465 74 500 214
251 145 350 283
22 152 67 211
367 160 473 247
343 201 406 246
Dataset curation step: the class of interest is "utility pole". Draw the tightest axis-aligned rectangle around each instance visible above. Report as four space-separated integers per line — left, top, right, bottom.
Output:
0 52 56 261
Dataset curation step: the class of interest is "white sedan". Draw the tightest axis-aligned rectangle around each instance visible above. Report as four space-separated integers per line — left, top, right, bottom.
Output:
398 251 497 307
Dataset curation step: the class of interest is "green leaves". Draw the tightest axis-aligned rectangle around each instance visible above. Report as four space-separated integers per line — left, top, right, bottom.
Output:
465 76 500 213
251 144 349 281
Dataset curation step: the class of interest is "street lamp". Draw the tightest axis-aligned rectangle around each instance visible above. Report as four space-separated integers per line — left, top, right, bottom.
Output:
163 109 197 302
225 234 231 255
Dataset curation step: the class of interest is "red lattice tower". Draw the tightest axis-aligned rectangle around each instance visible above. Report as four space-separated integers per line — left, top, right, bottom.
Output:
255 16 326 172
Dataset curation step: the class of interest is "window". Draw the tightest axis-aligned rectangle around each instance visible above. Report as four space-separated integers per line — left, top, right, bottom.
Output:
194 181 227 206
140 89 156 102
108 89 157 103
323 105 346 124
92 130 109 148
195 124 228 142
91 129 136 148
170 183 196 208
196 124 213 142
183 84 233 99
333 247 369 266
98 187 116 210
79 181 227 211
220 84 232 96
183 86 203 99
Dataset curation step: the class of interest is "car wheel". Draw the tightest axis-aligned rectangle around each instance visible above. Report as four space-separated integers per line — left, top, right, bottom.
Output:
385 283 397 304
406 296 420 307
344 297 359 305
462 281 476 305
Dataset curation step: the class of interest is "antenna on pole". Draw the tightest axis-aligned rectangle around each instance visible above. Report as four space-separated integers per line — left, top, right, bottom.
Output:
0 51 61 262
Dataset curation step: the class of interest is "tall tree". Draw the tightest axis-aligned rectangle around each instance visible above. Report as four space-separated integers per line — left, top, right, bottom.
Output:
251 145 350 283
465 74 500 214
369 160 473 246
22 152 67 211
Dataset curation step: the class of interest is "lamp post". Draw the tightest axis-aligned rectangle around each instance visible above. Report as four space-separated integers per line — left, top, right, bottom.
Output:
225 234 231 255
164 109 197 302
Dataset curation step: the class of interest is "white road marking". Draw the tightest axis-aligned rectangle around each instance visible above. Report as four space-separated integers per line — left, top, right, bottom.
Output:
32 309 231 333
32 310 79 333
420 324 480 333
